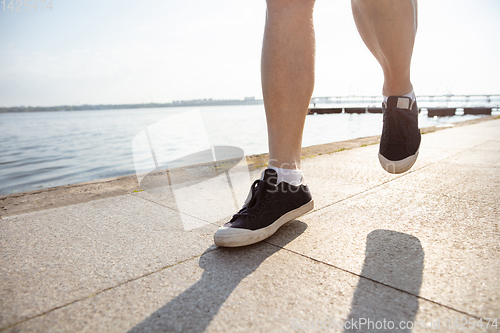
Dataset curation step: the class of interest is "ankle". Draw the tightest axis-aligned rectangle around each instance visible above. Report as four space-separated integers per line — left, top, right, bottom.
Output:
383 90 415 104
267 157 301 170
382 79 413 97
266 166 303 186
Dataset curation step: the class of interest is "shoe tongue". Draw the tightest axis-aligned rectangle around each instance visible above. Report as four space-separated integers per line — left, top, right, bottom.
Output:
261 168 278 186
387 96 411 110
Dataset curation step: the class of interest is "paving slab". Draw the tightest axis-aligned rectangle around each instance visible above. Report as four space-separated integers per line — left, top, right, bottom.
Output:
0 195 217 329
267 188 500 319
445 143 500 167
383 162 500 204
2 224 476 333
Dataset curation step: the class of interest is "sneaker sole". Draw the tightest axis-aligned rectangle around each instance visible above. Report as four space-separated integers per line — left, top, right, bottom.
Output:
378 151 419 174
214 199 314 247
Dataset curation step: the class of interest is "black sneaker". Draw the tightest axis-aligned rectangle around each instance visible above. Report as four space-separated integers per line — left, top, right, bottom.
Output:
214 169 314 247
379 96 421 174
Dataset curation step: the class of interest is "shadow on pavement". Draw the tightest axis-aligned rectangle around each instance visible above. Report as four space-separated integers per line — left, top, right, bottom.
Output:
344 230 424 332
128 220 307 333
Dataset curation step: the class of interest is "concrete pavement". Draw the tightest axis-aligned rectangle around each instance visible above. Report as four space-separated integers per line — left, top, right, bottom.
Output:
1 118 499 332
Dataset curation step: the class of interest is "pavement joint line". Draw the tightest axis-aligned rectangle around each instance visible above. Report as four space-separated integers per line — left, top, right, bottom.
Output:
435 161 500 169
128 192 221 228
309 169 419 215
394 189 497 206
263 241 484 321
309 137 496 216
0 248 219 332
368 152 500 206
308 148 454 214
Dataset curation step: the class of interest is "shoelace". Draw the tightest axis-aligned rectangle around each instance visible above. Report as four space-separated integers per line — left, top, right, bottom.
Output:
383 106 417 147
230 178 276 221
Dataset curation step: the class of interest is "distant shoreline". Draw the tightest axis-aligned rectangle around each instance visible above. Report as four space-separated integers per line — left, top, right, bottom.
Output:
0 99 264 113
2 93 499 113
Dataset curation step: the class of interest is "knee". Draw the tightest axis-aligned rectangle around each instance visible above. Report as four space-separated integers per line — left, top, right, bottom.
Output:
266 0 315 13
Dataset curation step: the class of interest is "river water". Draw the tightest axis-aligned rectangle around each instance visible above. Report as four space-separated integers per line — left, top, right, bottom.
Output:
0 104 497 195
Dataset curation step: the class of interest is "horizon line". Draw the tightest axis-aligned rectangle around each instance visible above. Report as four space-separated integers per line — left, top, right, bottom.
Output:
1 93 500 111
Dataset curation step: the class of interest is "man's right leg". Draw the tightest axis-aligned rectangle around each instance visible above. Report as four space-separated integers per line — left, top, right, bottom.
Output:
214 0 316 247
262 0 316 173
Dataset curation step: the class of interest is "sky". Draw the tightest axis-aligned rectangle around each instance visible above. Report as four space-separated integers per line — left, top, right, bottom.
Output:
0 0 499 107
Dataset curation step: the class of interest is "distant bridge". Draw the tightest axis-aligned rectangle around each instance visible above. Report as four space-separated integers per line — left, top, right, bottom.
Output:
311 94 500 105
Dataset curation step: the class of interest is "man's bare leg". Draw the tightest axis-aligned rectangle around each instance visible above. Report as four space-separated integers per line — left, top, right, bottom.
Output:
262 0 316 171
213 0 316 247
351 0 417 97
352 0 421 174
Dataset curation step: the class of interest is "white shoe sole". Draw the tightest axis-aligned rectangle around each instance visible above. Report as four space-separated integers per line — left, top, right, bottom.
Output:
214 200 314 247
378 150 419 174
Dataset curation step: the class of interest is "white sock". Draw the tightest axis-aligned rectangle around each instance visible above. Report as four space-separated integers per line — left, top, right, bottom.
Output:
265 167 303 186
383 90 415 104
